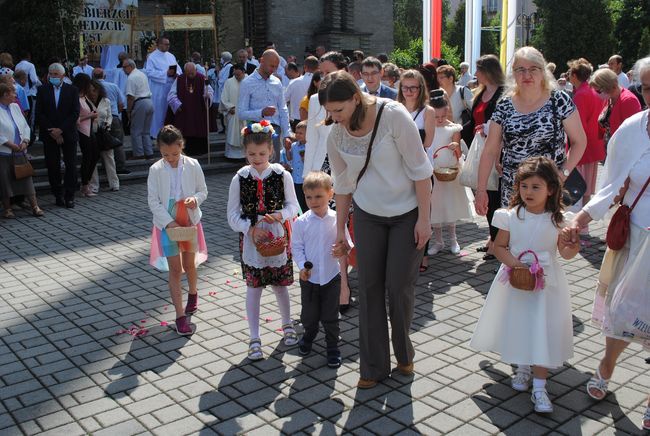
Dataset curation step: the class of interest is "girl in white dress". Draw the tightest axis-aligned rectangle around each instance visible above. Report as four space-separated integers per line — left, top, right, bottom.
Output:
427 92 474 255
470 157 580 414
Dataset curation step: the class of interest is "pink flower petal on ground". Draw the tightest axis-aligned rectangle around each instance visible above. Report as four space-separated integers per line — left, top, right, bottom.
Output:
232 285 238 288
243 316 248 320
226 280 231 284
163 305 169 311
276 328 283 332
459 250 469 257
160 321 168 327
265 317 273 322
115 329 126 335
140 320 147 323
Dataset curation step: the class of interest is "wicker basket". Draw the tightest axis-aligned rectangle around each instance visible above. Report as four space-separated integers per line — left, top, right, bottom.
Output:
432 145 459 181
166 225 198 242
509 250 541 291
254 220 288 257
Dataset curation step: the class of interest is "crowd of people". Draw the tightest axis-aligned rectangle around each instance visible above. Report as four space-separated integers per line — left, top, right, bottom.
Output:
0 40 648 429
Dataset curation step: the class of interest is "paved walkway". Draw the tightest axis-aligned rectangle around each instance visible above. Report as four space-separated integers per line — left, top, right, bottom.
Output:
0 173 648 435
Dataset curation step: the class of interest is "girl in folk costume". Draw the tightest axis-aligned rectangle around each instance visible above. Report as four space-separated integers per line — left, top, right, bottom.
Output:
148 126 209 336
470 157 580 414
227 121 300 360
427 90 474 255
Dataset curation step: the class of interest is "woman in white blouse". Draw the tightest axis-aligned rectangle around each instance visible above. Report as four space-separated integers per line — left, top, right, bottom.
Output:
564 56 650 431
88 79 119 193
321 71 433 388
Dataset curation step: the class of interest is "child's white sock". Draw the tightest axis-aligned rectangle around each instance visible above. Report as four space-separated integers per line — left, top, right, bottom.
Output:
433 225 443 244
246 286 263 339
271 285 292 326
517 364 531 373
532 377 546 390
447 223 457 244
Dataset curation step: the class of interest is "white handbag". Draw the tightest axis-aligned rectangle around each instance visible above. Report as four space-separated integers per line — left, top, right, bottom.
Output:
458 133 499 191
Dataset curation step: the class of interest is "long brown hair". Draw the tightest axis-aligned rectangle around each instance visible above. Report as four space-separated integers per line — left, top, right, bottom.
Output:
318 70 375 131
509 156 565 227
397 69 429 109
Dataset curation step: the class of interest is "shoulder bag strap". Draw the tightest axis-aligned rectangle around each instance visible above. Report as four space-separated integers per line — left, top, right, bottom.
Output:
412 106 425 121
630 176 650 211
356 101 387 186
460 86 468 110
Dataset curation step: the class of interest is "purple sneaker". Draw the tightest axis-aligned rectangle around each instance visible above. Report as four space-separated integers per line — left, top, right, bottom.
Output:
185 293 198 314
175 316 193 336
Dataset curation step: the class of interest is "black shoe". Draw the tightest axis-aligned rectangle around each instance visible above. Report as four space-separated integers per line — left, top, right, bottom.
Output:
327 348 341 368
65 199 75 209
339 304 350 315
298 340 311 356
116 169 131 175
55 197 65 207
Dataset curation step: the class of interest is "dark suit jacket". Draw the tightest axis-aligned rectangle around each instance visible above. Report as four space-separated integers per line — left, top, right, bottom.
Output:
360 83 398 100
229 62 257 78
36 82 80 143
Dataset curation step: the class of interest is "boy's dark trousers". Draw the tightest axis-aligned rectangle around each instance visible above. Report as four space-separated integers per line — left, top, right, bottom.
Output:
300 274 340 348
294 183 307 213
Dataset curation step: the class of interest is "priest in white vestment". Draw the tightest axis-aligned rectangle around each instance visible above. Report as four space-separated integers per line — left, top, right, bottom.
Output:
144 37 180 138
220 64 246 159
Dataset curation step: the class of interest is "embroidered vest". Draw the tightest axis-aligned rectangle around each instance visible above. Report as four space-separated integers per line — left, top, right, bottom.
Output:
239 171 285 225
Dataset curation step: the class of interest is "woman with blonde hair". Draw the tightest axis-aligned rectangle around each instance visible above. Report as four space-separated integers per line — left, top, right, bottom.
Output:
475 47 587 212
589 67 641 141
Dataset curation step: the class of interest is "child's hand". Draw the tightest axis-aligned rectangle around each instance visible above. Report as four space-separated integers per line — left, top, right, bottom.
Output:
262 213 282 223
447 142 458 152
299 268 311 281
184 196 197 210
167 221 180 228
331 240 350 258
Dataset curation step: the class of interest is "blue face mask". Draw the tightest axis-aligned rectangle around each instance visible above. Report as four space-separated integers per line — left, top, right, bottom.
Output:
49 77 62 87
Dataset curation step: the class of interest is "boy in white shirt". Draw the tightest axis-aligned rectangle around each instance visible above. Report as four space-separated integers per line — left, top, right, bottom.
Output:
291 171 352 368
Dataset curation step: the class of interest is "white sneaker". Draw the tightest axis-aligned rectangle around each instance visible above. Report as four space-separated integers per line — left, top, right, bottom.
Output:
450 241 461 254
511 367 532 391
531 388 553 413
428 242 444 255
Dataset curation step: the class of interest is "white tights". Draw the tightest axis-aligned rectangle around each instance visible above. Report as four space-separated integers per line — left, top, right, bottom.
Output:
432 223 457 244
246 286 291 340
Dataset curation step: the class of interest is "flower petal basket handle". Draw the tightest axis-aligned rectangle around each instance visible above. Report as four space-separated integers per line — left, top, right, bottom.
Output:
432 145 460 181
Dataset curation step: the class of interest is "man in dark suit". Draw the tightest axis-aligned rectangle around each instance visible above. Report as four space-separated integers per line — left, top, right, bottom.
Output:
360 56 398 100
234 49 258 76
36 63 80 208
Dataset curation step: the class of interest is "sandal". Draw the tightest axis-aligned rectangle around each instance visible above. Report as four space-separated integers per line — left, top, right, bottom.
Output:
2 209 15 219
476 246 489 252
282 323 299 346
642 406 650 430
248 338 263 361
586 367 610 400
483 253 496 261
32 206 44 217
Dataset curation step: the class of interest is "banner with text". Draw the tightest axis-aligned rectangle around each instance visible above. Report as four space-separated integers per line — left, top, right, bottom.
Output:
80 0 139 56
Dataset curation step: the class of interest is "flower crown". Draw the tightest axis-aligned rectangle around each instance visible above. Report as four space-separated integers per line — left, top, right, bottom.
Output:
241 120 275 136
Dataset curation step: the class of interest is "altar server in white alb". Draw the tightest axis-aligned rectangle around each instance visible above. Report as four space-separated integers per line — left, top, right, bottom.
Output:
145 36 180 138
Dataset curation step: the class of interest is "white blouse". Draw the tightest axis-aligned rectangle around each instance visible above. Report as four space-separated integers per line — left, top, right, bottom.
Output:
326 99 433 217
227 164 300 268
583 110 650 228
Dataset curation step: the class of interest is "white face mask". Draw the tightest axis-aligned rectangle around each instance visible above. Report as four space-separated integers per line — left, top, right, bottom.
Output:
381 80 391 88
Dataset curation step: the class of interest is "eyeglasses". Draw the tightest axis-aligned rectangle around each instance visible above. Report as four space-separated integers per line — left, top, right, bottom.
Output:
361 70 380 78
401 85 420 93
513 66 542 76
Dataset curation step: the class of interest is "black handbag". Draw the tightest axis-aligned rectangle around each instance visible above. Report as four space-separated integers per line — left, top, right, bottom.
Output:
96 125 122 150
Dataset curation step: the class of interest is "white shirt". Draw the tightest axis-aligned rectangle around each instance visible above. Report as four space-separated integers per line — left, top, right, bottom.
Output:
583 110 650 228
617 71 630 89
227 164 300 268
292 209 352 285
165 155 185 201
73 64 94 77
303 93 331 177
457 71 472 87
125 69 151 99
327 99 433 217
448 85 474 125
15 60 41 97
285 72 312 121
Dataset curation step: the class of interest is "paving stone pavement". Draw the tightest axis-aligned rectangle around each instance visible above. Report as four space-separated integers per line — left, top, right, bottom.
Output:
0 172 648 436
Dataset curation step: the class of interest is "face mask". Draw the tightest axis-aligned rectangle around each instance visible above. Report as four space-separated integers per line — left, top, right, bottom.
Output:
381 80 391 88
49 77 62 86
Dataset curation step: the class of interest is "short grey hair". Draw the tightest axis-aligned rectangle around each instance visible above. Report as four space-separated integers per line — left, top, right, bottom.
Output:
633 55 650 79
460 62 470 69
221 51 232 62
124 59 136 69
48 63 65 74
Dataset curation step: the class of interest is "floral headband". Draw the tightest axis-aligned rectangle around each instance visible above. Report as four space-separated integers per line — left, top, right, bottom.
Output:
241 120 275 136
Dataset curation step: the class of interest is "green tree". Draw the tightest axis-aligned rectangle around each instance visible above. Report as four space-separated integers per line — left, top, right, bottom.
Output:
0 0 84 71
394 0 451 50
444 1 500 60
532 0 615 71
612 0 650 67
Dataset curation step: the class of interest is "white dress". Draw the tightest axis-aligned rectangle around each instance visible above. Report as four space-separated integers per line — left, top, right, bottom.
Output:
469 208 574 367
427 123 474 224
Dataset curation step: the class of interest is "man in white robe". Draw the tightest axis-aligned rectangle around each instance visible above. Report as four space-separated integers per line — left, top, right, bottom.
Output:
145 37 180 138
220 64 246 159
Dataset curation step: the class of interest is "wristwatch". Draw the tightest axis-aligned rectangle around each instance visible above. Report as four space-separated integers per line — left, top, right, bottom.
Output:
562 168 571 177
